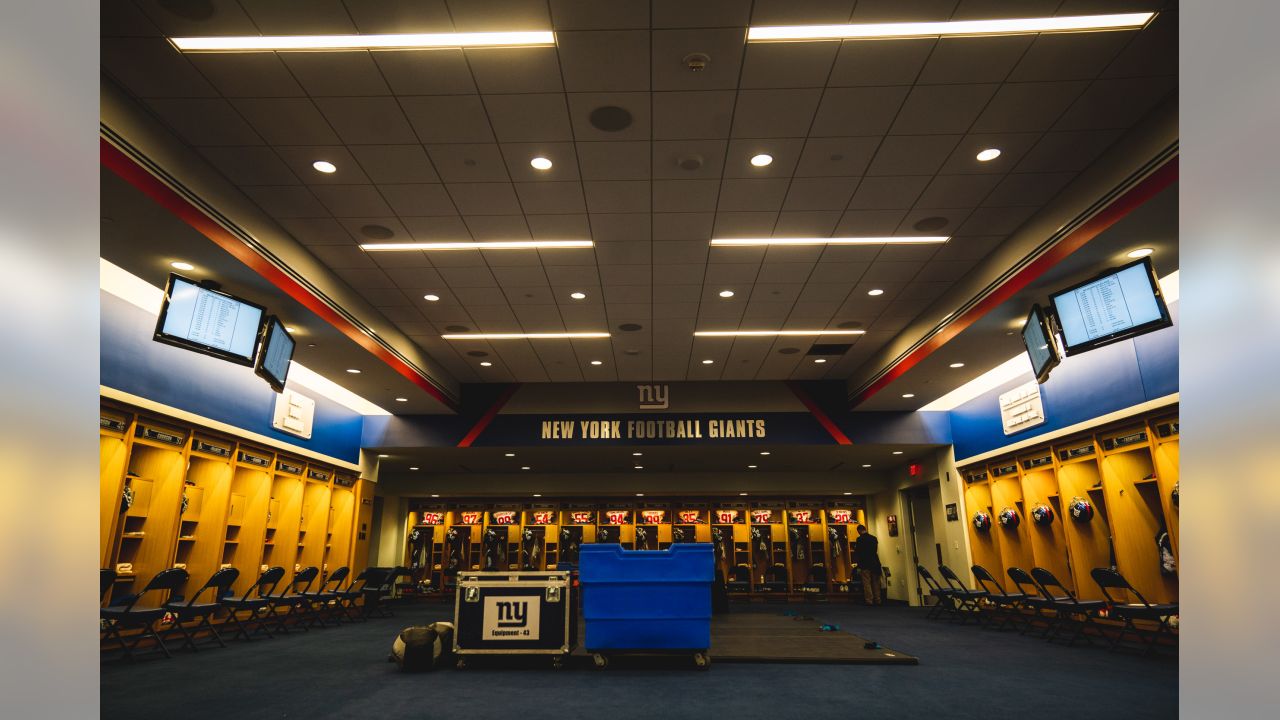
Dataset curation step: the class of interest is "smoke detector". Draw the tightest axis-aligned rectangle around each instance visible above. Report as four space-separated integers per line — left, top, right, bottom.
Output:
683 53 711 72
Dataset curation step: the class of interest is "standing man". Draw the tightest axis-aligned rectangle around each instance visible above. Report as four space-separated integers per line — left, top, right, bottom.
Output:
852 524 883 606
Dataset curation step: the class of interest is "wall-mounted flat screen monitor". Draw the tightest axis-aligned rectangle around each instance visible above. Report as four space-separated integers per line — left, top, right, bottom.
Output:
1049 257 1172 357
153 273 265 366
1021 304 1060 384
255 315 295 393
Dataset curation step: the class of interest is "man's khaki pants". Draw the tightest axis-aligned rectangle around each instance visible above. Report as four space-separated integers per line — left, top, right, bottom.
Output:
860 568 882 605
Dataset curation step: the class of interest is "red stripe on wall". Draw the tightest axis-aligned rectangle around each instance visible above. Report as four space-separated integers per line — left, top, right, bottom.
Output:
456 384 521 448
851 157 1178 407
101 138 459 412
787 382 853 445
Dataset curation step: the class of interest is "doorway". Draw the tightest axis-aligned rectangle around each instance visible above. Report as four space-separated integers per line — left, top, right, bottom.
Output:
904 482 941 606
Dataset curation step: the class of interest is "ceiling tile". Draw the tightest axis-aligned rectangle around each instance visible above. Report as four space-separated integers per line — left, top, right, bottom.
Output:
198 147 299 185
186 53 304 97
501 142 581 182
426 144 510 183
544 266 601 286
583 182 651 213
1101 10 1176 79
932 234 1004 262
101 0 162 36
756 263 815 283
971 81 1090 133
653 180 721 212
501 285 556 304
949 0 1057 18
874 242 942 262
466 47 565 93
358 287 415 306
654 213 715 241
774 211 841 236
588 213 650 241
371 50 477 94
782 177 858 212
864 261 924 282
1015 130 1123 173
483 94 574 142
836 209 908 235
231 98 339 145
794 137 880 177
652 28 747 91
890 83 1000 135
240 0 355 33
808 262 870 284
1009 30 1134 82
375 251 435 272
133 0 259 34
349 145 441 184
713 211 778 237
344 1 453 33
280 52 390 96
1053 76 1177 131
724 138 805 179
956 206 1038 235
446 0 551 31
528 214 593 239
704 264 762 284
915 259 978 282
817 244 880 263
311 185 394 217
514 182 588 214
463 216 531 241
446 183 523 215
577 142 651 181
937 132 1042 175
763 245 825 263
378 184 458 215
490 266 549 286
732 89 823 137
307 244 376 269
278 217 355 245
551 0 651 29
557 30 650 92
313 97 418 144
145 99 262 146
897 208 971 236
982 173 1075 207
866 135 962 176
751 0 855 24
566 93 651 141
653 140 728 179
811 86 910 137
339 217 414 242
652 91 736 140
915 174 1002 208
595 242 651 266
848 175 930 210
603 284 652 303
918 36 1035 85
274 147 369 184
401 96 494 144
718 179 791 212
828 38 935 87
332 267 396 289
102 38 217 98
439 266 498 287
653 241 709 264
241 186 328 217
740 42 839 89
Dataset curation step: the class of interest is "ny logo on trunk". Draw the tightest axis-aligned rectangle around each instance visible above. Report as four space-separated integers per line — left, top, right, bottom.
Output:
495 601 528 628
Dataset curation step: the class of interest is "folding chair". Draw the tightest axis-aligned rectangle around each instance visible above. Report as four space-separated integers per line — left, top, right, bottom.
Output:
101 567 189 660
335 568 371 622
1090 567 1178 654
939 565 988 625
223 566 285 641
916 565 957 620
300 566 349 627
1007 567 1056 637
264 566 319 633
162 567 239 651
972 565 1026 631
1031 567 1106 646
361 566 400 618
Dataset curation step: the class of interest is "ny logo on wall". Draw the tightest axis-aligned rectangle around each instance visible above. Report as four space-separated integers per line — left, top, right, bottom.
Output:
637 383 669 409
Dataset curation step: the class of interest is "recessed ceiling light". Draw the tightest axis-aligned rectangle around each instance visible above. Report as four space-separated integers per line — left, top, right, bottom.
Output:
701 359 714 365
284 326 296 333
747 465 757 469
430 493 440 498
378 454 388 458
950 362 965 368
590 360 603 366
814 358 827 364
361 240 593 251
424 294 440 302
867 289 885 296
505 452 516 457
718 290 735 298
570 291 587 300
694 329 864 337
861 464 871 468
410 467 419 471
749 154 774 167
975 148 1002 162
170 261 194 271
170 31 558 51
479 361 493 367
635 492 644 496
530 157 553 170
395 397 408 402
634 466 643 470
445 332 610 340
1127 247 1154 258
533 493 541 497
739 492 749 496
902 393 915 398
312 160 337 173
347 368 361 374
521 466 531 470
843 492 853 496
745 13 1155 42
632 452 643 457
892 451 904 455
711 237 947 246
760 451 770 456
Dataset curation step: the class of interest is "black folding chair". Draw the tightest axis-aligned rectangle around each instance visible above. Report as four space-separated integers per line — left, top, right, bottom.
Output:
100 569 117 601
939 565 988 625
972 565 1027 631
162 567 239 651
1007 567 1056 637
335 568 372 622
223 566 285 641
917 565 957 620
300 566 349 627
361 566 402 618
265 566 319 633
101 567 189 660
1031 566 1106 646
1090 567 1178 654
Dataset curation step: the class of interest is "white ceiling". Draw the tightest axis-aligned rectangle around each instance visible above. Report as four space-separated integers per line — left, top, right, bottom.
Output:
101 0 1177 388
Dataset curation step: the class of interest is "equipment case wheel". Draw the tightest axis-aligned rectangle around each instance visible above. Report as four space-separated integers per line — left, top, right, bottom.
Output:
693 652 710 670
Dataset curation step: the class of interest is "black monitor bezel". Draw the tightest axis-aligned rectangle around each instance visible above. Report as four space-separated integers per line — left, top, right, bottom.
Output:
153 273 266 367
255 315 295 394
1021 303 1061 384
1048 256 1173 357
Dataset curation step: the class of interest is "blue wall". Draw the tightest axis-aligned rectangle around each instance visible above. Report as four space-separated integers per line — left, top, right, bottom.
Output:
101 291 364 463
950 302 1179 460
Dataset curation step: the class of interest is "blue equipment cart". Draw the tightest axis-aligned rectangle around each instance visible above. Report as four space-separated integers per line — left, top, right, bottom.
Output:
578 543 714 669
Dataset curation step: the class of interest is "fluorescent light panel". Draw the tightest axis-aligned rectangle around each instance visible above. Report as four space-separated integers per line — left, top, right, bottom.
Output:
747 13 1154 41
695 330 865 337
361 240 592 251
171 31 555 52
711 237 948 246
442 332 610 340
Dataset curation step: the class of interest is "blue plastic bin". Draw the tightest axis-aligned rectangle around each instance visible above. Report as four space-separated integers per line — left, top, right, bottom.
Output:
579 543 713 652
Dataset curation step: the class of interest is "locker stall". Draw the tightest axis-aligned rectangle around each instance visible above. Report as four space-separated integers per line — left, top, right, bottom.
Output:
824 505 863 591
748 504 787 592
523 504 558 569
1017 450 1074 591
1097 425 1178 603
636 505 668 550
962 471 1004 580
712 503 749 592
596 506 634 548
786 503 826 592
1150 415 1180 557
989 462 1035 580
